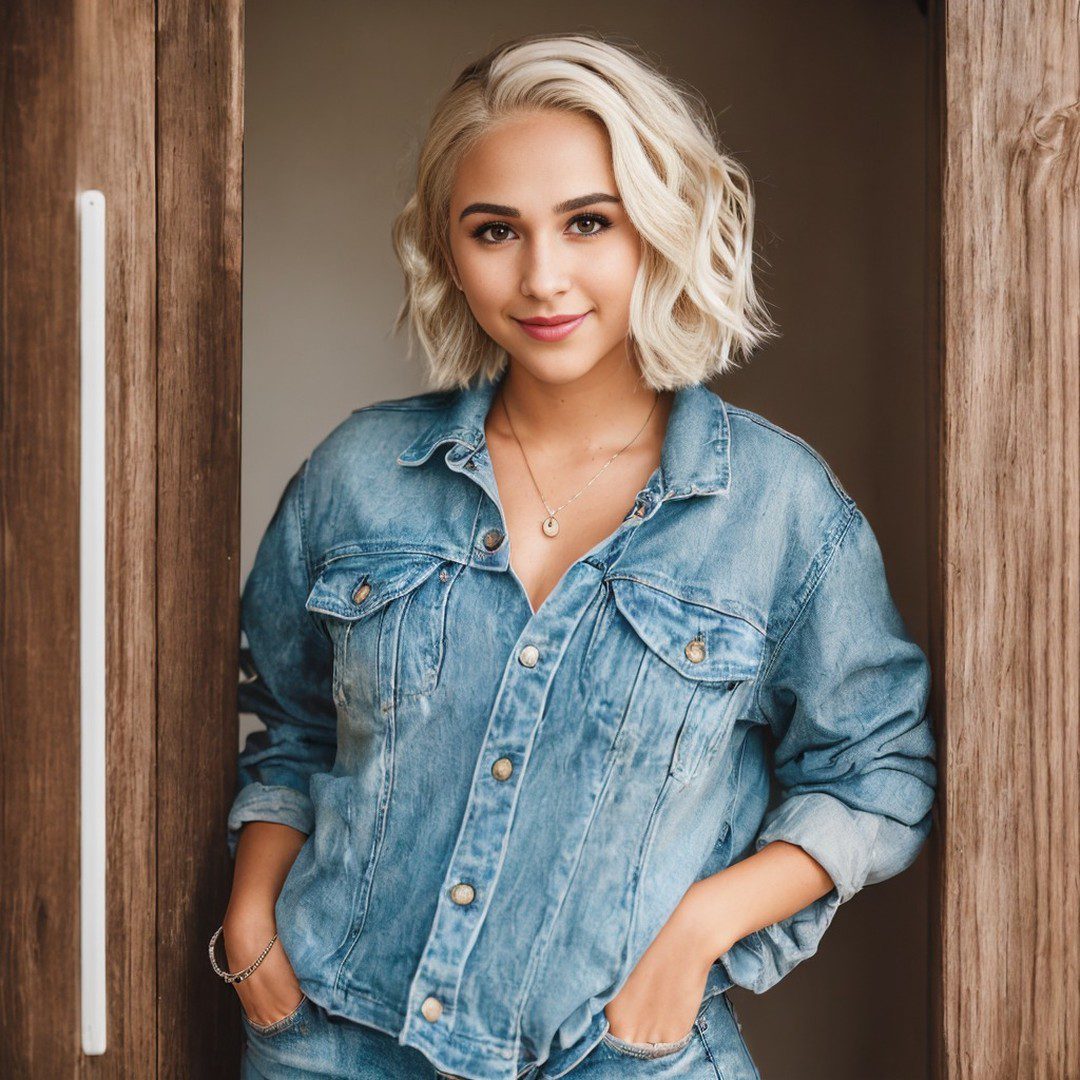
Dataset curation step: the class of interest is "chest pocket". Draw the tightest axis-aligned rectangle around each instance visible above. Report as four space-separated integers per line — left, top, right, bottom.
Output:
304 549 460 710
606 576 766 788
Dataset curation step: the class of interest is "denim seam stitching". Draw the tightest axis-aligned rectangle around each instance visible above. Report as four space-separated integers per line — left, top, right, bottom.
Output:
725 408 857 509
752 502 859 720
296 457 325 645
604 573 766 635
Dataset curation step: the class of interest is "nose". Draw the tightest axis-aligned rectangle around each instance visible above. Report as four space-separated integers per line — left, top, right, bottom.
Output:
519 232 571 300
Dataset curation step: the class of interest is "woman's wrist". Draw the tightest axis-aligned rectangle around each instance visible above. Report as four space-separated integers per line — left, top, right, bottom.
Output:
220 910 277 973
224 902 275 929
222 899 277 948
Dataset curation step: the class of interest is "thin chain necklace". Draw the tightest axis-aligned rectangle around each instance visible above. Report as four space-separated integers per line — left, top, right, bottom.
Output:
498 385 660 538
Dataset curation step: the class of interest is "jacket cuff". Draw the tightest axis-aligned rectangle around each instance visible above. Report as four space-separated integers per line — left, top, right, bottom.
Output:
718 887 843 994
226 782 315 859
715 791 882 995
752 790 881 903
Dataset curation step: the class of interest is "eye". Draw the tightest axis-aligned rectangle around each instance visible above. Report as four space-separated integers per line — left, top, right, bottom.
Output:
471 221 515 245
568 213 613 237
469 212 614 246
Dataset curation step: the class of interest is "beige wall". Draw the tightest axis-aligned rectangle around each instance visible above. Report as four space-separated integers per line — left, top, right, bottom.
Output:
243 3 930 1076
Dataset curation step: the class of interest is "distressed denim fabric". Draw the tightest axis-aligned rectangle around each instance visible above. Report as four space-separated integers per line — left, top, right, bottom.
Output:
226 369 937 1080
238 987 759 1079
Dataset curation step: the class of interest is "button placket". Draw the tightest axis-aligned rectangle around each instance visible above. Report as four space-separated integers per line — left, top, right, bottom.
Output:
401 568 598 1055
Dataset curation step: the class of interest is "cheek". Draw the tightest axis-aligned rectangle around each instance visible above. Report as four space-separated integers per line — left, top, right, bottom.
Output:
471 274 509 312
457 255 511 315
587 235 641 307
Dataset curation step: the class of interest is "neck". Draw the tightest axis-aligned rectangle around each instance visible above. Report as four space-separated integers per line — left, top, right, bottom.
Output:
490 356 668 461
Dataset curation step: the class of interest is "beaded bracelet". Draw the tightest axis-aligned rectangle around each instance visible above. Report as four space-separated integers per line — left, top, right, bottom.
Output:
208 924 277 984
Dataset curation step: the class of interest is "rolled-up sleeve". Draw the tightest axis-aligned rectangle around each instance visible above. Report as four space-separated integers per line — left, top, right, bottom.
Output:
226 458 338 859
719 504 938 993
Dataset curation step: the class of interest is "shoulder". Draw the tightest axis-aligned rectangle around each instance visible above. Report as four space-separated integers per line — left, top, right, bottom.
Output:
283 386 458 530
719 399 862 609
723 400 856 514
303 386 454 476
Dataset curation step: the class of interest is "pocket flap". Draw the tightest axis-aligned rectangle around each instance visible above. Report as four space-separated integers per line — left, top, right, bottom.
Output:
608 576 765 684
305 550 445 621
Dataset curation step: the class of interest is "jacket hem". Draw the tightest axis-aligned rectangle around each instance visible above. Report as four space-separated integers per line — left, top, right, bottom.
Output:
296 976 554 1080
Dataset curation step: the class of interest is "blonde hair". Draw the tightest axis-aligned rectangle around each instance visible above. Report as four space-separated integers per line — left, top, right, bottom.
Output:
391 31 778 391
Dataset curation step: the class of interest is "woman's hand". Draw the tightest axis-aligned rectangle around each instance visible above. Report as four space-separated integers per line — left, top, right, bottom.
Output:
603 881 735 1044
223 913 305 1028
223 821 311 1026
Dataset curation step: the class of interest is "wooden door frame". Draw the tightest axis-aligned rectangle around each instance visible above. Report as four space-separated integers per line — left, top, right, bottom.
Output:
1 0 243 1076
926 1 1079 1077
2 1 1077 1076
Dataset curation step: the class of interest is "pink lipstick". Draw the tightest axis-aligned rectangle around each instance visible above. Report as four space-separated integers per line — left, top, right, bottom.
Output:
513 312 590 342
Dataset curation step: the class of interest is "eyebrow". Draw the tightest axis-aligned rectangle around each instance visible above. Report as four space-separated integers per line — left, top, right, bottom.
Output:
457 192 622 223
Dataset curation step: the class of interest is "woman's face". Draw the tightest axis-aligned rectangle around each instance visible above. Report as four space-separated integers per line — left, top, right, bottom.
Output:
447 109 643 386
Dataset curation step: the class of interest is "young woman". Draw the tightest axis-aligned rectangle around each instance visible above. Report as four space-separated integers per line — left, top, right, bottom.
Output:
211 31 938 1080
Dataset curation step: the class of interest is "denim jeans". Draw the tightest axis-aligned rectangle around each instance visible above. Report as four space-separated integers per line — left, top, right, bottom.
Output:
239 989 760 1080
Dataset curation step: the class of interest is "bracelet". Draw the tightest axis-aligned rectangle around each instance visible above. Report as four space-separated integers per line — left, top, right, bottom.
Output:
208 924 277 984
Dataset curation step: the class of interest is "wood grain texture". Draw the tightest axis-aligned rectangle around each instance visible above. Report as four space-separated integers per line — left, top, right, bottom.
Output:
3 1 159 1074
938 2 1079 1076
155 0 245 1076
75 1 158 1076
1 2 80 1075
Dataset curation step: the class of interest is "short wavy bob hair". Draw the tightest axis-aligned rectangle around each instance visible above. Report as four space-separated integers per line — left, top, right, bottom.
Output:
391 31 778 392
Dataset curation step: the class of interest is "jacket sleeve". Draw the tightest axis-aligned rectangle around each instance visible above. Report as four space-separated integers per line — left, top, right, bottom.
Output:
718 504 938 993
226 458 338 859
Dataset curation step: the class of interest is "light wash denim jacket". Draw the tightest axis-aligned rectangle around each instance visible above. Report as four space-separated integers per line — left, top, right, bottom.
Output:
227 369 937 1080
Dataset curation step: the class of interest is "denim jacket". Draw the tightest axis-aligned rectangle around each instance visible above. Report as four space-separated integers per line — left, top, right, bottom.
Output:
227 369 937 1080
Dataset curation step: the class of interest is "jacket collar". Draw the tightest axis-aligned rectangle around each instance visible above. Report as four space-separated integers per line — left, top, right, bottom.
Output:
395 367 731 498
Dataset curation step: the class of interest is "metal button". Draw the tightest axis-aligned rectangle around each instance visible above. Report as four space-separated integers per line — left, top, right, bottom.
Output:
491 757 513 781
464 458 477 471
634 502 647 517
352 581 372 604
482 529 504 551
450 882 475 905
421 996 443 1022
685 638 706 663
439 568 450 582
518 644 540 668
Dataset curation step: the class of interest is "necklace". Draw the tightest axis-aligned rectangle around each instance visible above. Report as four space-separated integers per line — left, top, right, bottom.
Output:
498 386 661 538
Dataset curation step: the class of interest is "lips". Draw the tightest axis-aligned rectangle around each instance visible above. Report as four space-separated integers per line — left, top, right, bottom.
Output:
513 311 591 342
517 313 589 326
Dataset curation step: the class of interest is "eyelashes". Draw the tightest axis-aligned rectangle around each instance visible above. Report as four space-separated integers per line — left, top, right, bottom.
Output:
469 212 615 246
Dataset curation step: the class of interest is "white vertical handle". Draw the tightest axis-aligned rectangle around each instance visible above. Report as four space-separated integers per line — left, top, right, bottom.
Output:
78 189 107 1056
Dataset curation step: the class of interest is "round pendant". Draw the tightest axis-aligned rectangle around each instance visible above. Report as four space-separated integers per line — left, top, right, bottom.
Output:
542 516 560 537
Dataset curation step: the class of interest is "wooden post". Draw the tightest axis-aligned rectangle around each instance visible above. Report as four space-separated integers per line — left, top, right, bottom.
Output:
155 0 245 1075
932 1 1079 1076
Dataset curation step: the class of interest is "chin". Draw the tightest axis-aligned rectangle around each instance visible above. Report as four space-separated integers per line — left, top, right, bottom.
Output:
504 348 614 388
